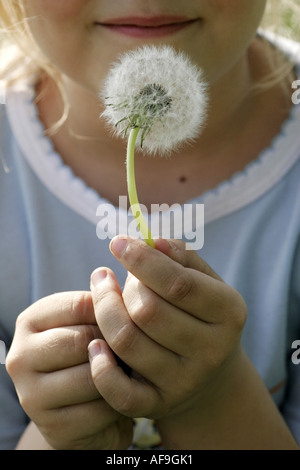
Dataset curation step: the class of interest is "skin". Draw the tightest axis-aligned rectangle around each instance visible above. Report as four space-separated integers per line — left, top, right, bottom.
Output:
22 0 266 91
7 291 133 450
6 1 299 449
21 0 292 207
7 237 298 449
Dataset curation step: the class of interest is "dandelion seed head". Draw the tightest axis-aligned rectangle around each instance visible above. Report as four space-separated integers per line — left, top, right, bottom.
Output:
100 45 208 155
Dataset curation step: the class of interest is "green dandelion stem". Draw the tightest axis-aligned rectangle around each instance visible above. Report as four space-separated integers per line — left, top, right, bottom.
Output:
126 127 155 248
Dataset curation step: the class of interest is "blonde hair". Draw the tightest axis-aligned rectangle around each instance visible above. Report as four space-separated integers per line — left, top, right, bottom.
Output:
0 0 68 133
0 0 299 130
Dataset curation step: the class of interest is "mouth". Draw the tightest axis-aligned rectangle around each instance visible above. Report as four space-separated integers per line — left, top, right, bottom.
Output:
98 16 199 38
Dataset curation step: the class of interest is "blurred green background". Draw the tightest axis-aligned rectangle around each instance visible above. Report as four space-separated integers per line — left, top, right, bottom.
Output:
264 0 300 40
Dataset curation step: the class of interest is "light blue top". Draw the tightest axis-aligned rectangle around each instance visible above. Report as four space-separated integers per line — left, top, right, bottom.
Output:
0 37 300 449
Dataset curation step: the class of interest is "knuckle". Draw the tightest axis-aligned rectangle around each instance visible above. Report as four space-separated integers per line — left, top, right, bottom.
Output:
18 391 38 417
205 340 229 371
14 308 32 333
125 240 148 273
212 285 248 332
72 324 99 355
129 294 159 329
14 380 44 418
113 389 137 416
69 291 93 319
229 290 248 332
110 323 136 357
166 271 194 304
49 291 92 321
5 348 22 378
6 341 28 379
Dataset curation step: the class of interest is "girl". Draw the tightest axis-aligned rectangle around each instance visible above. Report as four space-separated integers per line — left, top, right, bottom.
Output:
0 0 300 450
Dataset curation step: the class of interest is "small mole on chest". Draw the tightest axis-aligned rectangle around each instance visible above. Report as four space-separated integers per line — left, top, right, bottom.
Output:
179 176 187 183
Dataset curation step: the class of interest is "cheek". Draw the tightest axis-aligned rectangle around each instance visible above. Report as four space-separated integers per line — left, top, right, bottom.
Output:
209 0 260 9
23 0 86 20
22 0 88 53
208 0 267 46
21 1 93 85
186 0 266 83
209 0 266 22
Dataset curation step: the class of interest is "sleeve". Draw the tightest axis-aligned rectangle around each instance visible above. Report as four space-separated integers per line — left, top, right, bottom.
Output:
0 325 29 450
281 236 300 445
0 101 30 449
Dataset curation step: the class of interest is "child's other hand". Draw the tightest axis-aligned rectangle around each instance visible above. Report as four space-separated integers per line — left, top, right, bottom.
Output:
89 237 247 422
6 292 133 450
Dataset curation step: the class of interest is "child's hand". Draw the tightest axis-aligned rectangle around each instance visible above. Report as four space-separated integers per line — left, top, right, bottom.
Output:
6 292 133 450
89 237 247 422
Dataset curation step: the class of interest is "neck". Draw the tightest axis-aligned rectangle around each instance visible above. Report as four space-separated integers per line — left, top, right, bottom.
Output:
36 37 293 207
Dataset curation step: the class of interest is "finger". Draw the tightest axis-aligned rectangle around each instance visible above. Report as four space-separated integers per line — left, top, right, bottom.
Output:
40 398 130 450
28 324 101 372
154 238 223 281
88 339 161 418
90 268 180 381
39 363 100 408
109 236 229 323
19 291 96 333
8 323 101 377
123 273 206 357
18 363 100 413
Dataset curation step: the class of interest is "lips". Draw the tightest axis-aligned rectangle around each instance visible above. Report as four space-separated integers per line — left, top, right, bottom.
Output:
99 16 198 38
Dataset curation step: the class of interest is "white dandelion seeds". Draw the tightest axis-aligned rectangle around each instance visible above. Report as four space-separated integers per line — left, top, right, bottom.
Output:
100 45 208 247
101 45 208 155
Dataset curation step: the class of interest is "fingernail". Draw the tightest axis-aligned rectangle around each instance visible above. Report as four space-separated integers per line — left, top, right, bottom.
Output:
88 340 102 361
90 268 108 288
110 237 128 258
154 238 178 254
168 240 180 252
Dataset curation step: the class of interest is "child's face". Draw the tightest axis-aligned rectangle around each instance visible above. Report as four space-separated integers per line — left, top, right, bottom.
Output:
23 0 267 92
